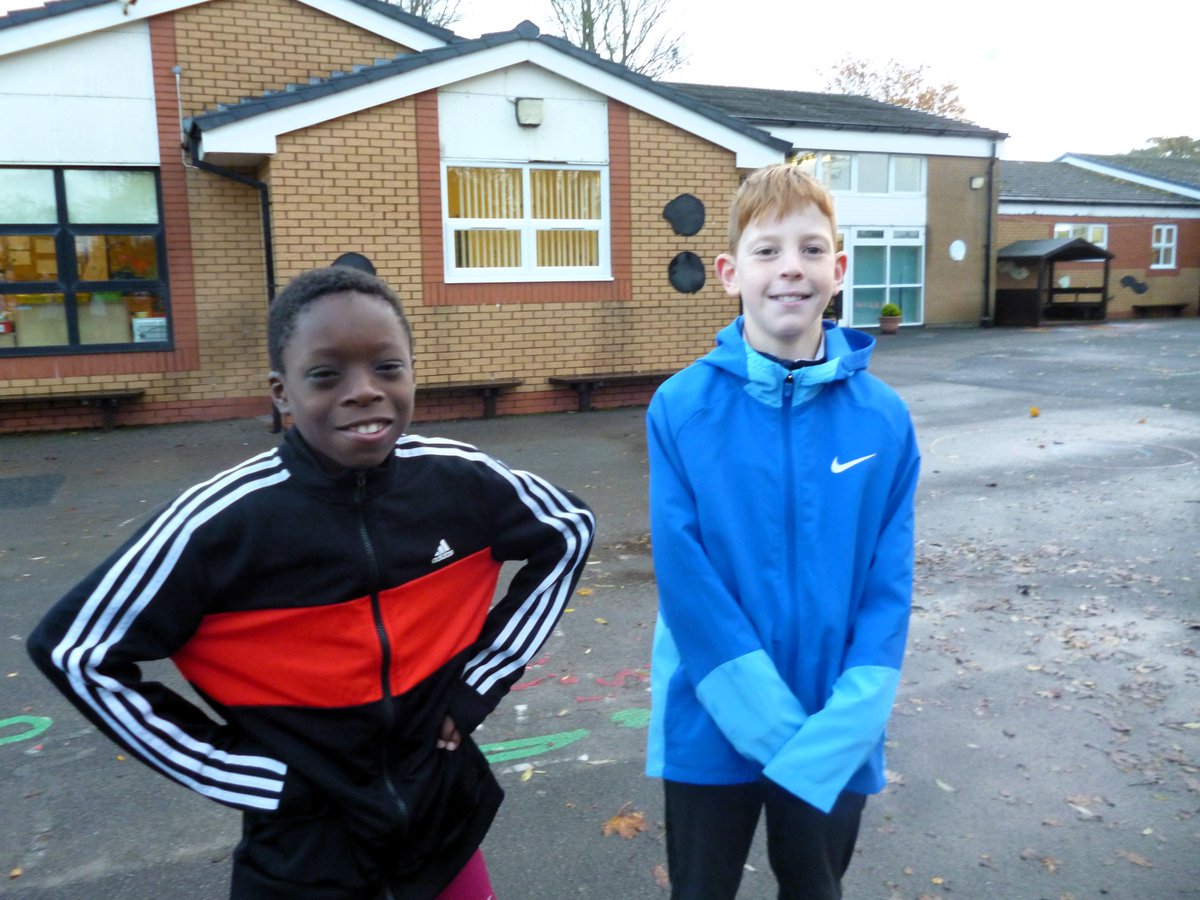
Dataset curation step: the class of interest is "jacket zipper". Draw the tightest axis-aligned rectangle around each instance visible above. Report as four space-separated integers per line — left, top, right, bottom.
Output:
354 472 411 834
782 375 798 598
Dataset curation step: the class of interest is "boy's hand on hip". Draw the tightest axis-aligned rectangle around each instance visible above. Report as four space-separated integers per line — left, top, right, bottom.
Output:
437 715 462 751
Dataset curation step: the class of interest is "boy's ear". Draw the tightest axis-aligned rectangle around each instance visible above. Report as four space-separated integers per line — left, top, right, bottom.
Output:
268 372 290 415
833 251 848 290
715 252 740 298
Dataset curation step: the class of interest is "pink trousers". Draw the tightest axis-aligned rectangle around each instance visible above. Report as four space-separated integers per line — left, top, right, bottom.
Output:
434 850 494 900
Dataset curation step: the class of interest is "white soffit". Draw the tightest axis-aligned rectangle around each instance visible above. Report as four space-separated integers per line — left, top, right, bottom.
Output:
773 126 1001 159
198 40 783 167
0 0 451 58
1000 202 1200 219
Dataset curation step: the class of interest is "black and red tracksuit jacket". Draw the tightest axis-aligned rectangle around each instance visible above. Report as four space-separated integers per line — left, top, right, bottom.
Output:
28 427 594 890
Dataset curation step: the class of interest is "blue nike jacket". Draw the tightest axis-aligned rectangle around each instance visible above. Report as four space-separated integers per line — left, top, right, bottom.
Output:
645 317 919 813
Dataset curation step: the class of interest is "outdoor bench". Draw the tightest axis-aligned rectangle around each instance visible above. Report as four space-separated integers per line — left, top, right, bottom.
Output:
549 370 676 412
415 378 523 419
1132 302 1188 318
0 389 145 431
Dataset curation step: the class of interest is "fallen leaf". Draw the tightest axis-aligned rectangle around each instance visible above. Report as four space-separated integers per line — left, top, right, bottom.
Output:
653 863 670 890
1116 849 1153 868
577 588 593 596
935 777 957 793
1030 406 1040 417
9 867 23 879
602 805 648 839
594 617 608 625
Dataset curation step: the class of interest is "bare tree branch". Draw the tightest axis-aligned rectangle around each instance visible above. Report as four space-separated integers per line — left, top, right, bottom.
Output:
383 0 462 29
550 0 685 78
824 56 969 122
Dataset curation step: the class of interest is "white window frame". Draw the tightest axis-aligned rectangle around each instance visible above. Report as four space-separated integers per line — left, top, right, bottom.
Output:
792 152 925 196
1053 222 1108 250
441 160 611 284
845 226 925 327
1151 224 1177 269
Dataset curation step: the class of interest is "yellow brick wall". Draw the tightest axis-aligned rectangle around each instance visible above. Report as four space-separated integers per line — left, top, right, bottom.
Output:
625 109 742 369
173 0 411 118
925 156 994 324
260 101 742 409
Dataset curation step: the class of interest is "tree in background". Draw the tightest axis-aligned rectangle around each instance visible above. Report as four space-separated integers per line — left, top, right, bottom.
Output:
1128 136 1199 159
385 0 462 28
548 0 685 78
824 55 969 121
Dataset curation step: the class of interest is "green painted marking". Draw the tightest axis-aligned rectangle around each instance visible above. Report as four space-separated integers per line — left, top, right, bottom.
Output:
480 728 590 764
0 715 52 746
611 707 651 728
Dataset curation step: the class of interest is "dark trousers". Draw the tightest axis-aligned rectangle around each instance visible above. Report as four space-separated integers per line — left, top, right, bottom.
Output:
663 779 866 900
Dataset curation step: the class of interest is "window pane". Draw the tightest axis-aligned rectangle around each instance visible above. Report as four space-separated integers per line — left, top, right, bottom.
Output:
857 154 888 193
75 234 159 280
893 157 922 192
890 285 922 321
854 245 886 284
454 230 521 267
1 233 58 282
531 169 601 220
77 292 134 344
890 245 922 283
447 167 522 219
0 169 57 223
536 230 599 267
64 170 158 224
853 286 885 321
792 152 817 178
8 293 68 347
822 154 851 190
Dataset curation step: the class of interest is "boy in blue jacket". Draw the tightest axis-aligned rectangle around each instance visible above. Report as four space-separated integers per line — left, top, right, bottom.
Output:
646 164 919 899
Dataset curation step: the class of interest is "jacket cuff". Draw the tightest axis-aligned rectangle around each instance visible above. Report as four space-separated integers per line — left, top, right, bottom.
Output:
447 682 493 736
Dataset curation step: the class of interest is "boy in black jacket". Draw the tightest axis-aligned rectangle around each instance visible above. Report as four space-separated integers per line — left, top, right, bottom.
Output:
28 266 595 899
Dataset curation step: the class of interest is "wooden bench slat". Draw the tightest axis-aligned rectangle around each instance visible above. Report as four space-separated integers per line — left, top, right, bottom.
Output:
415 379 522 419
549 370 676 412
0 389 145 431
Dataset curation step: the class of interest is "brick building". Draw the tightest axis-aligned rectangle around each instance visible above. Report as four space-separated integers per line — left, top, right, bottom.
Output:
1 0 1005 433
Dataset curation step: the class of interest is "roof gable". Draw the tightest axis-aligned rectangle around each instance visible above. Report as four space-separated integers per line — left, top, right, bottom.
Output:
0 0 457 55
190 21 790 168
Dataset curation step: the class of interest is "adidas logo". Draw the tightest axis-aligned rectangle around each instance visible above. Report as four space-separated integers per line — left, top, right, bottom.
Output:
431 539 455 564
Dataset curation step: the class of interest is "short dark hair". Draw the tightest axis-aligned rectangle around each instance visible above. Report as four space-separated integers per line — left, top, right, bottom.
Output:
268 267 412 371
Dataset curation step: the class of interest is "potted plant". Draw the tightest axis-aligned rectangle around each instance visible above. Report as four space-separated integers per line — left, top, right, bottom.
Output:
878 303 902 334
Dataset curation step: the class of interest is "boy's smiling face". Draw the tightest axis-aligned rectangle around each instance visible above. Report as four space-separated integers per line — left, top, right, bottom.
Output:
716 202 847 360
269 290 414 472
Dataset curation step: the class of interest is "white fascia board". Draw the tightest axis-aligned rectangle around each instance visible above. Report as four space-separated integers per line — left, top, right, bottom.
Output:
0 0 450 58
1060 155 1200 201
770 126 1001 159
296 0 451 50
199 40 784 167
1000 201 1200 219
0 0 204 56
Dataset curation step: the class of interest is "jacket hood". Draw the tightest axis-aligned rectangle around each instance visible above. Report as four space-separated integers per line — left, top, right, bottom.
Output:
700 317 875 406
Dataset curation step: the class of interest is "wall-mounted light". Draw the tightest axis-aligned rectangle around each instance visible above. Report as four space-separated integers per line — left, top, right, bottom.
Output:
515 98 544 127
969 175 986 190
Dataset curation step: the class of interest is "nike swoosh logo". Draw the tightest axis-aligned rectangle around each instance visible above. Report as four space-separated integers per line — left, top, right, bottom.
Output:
831 454 877 474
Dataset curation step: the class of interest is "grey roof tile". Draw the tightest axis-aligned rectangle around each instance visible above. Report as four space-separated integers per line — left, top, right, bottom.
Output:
1000 160 1192 206
664 81 1006 139
1060 153 1200 194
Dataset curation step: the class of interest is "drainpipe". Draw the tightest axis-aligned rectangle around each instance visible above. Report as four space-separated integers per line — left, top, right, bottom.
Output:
980 139 998 327
184 125 281 430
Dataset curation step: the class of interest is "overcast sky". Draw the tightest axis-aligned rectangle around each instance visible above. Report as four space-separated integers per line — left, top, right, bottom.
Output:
3 0 1194 161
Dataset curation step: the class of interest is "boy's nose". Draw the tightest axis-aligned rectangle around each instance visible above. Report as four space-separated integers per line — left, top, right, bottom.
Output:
343 370 383 404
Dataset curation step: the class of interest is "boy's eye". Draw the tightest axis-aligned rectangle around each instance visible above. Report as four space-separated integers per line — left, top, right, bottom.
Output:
376 361 408 376
306 367 339 383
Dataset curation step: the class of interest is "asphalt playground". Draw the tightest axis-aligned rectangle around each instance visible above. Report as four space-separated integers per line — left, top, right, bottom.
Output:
2 319 1198 898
